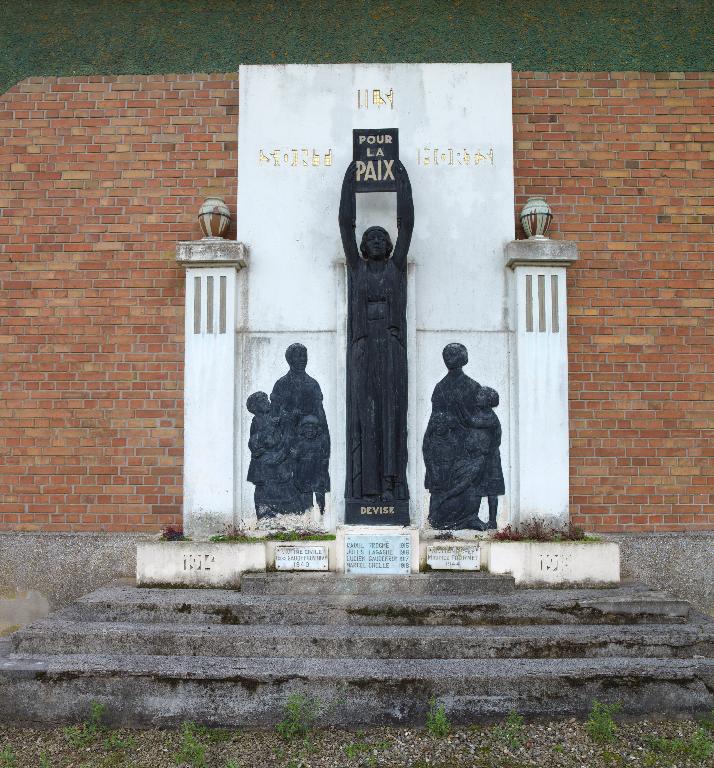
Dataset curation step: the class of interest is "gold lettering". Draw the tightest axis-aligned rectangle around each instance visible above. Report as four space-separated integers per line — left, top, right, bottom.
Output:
414 147 494 169
257 148 333 169
356 88 394 110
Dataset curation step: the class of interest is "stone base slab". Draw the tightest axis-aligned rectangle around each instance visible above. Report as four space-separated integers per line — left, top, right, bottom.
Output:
483 541 620 585
136 542 266 588
3 532 710 615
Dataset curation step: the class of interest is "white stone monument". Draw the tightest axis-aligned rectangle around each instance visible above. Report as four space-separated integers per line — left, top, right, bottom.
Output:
175 63 577 544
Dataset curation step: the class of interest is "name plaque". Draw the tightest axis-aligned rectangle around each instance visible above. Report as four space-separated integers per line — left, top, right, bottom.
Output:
345 534 411 575
427 544 481 571
275 545 329 571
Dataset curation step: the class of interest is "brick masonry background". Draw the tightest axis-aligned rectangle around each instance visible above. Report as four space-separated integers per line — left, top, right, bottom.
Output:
0 72 711 533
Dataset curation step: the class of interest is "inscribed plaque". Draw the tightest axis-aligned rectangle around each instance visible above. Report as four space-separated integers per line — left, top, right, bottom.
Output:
275 545 329 571
344 534 411 574
427 544 481 571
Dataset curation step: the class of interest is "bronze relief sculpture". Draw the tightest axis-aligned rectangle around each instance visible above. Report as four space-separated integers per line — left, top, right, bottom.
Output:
423 343 504 530
339 158 414 524
246 344 330 519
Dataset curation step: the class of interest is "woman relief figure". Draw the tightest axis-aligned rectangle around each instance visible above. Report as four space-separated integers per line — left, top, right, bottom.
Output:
339 159 414 520
246 345 331 519
423 343 504 531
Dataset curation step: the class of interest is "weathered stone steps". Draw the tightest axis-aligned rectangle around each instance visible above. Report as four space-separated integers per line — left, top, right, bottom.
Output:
11 618 714 660
240 572 516 595
60 586 692 627
1 651 712 726
2 578 712 726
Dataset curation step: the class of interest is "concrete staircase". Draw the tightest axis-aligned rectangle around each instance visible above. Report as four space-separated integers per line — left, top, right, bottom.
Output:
1 574 712 726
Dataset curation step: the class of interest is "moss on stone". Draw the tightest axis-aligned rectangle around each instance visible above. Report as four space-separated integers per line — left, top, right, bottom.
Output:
2 1 712 96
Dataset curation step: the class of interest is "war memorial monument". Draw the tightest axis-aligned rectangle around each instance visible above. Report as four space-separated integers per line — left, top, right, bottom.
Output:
0 63 711 727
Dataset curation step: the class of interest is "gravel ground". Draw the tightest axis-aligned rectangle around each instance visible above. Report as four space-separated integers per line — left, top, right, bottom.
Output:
0 715 713 768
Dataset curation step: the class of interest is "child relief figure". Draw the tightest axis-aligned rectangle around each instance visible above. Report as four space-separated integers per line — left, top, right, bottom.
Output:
246 391 294 518
290 414 330 513
471 386 505 530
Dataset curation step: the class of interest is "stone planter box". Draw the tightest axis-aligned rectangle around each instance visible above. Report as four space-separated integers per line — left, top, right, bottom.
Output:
482 541 620 585
136 541 266 588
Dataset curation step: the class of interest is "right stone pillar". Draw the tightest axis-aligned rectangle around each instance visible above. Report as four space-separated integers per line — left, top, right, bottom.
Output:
506 239 578 527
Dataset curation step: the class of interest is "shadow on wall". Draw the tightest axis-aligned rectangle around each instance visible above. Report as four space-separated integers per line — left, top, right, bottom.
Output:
0 589 50 635
0 533 152 626
604 532 714 617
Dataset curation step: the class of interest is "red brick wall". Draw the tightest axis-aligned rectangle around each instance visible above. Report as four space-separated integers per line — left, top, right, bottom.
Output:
0 74 237 532
0 72 711 533
513 72 713 532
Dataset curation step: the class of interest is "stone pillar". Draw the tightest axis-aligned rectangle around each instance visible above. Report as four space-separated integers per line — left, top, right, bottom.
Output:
176 238 248 538
506 239 578 527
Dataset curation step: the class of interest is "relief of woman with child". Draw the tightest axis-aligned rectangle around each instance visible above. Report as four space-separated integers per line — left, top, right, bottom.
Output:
422 343 504 531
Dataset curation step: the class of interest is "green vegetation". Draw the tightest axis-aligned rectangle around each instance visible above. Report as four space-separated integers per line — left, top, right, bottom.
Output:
0 746 16 768
586 700 621 745
63 701 106 749
343 739 371 758
266 531 335 542
160 526 187 542
492 519 600 542
210 530 336 543
491 710 525 750
276 693 321 742
1 1 713 96
646 728 714 763
173 722 207 768
102 731 137 752
426 698 451 738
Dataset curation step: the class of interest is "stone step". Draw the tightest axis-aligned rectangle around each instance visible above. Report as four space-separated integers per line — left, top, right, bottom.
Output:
1 651 712 726
61 586 691 627
11 618 714 660
240 572 516 595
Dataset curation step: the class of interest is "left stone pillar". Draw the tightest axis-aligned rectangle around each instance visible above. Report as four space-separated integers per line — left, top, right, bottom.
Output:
176 238 248 538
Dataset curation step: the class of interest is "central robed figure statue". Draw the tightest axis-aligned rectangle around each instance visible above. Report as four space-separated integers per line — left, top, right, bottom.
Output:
339 156 414 524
